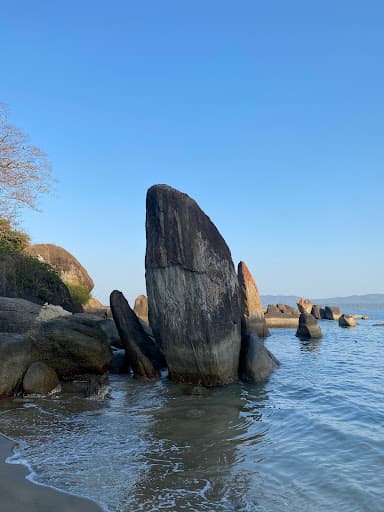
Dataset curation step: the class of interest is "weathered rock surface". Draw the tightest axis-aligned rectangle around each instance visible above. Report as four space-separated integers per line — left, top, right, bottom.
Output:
296 313 322 339
323 306 342 320
297 297 313 314
0 297 70 333
311 305 323 319
239 333 280 383
145 184 241 386
28 314 112 378
134 295 149 324
238 261 270 338
83 297 104 311
22 362 61 395
110 290 164 379
264 304 300 328
26 243 94 292
338 314 357 328
0 333 32 397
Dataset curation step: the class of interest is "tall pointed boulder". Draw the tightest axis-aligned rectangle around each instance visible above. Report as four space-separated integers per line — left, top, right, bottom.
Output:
237 261 270 338
145 184 241 386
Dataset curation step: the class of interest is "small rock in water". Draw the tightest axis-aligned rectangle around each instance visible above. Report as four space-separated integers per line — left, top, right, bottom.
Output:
338 315 357 328
296 313 322 339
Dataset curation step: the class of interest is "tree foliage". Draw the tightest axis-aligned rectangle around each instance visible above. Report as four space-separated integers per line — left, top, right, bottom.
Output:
0 217 30 251
0 104 53 221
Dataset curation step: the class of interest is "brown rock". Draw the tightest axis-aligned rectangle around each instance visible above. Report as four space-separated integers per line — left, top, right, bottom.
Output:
297 297 313 314
26 244 94 292
338 314 357 328
238 261 270 338
134 295 149 324
264 303 300 328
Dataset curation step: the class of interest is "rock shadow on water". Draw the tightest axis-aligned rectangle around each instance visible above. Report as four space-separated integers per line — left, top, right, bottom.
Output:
124 380 270 511
299 337 322 353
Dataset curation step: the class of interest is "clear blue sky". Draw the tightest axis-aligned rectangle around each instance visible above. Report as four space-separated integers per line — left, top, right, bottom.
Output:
1 1 383 304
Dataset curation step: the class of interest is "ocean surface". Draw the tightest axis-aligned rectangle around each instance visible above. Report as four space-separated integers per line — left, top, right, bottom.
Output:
0 312 383 512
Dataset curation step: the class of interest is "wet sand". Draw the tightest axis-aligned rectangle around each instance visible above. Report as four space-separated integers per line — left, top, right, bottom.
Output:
0 434 102 512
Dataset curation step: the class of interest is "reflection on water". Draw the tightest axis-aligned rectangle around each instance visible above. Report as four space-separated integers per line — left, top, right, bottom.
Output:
0 313 383 512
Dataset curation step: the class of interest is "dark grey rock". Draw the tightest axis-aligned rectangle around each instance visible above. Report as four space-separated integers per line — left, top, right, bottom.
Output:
296 313 322 339
145 184 241 386
110 290 164 379
239 333 280 382
323 306 342 320
0 333 32 397
28 314 113 379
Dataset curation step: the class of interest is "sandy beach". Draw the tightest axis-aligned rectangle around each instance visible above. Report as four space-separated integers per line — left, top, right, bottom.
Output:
0 434 102 512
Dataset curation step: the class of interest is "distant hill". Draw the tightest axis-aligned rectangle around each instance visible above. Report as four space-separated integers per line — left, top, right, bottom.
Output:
261 293 384 311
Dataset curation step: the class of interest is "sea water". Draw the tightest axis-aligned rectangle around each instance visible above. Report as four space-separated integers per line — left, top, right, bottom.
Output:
0 312 383 512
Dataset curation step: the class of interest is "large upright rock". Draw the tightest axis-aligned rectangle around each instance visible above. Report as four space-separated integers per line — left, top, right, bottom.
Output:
110 290 164 379
145 184 241 386
237 261 270 338
26 244 94 292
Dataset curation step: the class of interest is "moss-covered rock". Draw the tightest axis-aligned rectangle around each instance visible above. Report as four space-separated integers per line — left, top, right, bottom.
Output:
0 248 73 311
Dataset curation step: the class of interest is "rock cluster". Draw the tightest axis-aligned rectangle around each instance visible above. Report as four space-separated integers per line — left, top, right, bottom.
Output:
0 300 112 398
264 304 300 328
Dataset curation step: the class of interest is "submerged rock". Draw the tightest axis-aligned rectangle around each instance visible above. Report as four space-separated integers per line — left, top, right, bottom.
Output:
22 362 61 395
296 313 322 339
323 306 342 321
134 295 149 324
239 333 280 383
338 315 357 328
110 290 164 379
145 184 241 386
238 261 270 338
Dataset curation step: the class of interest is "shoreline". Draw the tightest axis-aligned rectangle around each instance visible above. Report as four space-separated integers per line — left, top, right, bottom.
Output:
0 434 103 512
